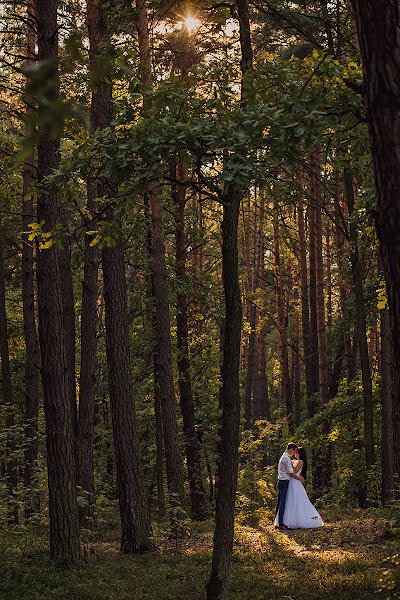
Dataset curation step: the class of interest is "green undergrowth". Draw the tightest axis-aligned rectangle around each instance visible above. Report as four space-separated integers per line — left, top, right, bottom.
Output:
0 508 398 600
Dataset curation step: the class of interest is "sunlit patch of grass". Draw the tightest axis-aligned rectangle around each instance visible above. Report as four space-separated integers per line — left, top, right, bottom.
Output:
0 509 398 600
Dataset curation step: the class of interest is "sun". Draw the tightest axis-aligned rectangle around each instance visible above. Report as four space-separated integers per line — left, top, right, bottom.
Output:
183 15 201 33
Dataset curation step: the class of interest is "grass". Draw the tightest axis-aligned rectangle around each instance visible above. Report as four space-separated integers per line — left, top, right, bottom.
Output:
0 508 399 600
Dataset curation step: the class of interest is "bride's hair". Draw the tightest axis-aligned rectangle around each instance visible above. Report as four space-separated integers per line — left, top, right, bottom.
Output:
298 447 308 480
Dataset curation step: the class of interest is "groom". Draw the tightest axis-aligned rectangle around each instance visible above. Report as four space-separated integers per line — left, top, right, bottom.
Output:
275 443 305 529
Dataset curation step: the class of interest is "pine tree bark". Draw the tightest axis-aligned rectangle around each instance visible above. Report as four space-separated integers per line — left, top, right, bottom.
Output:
253 197 270 421
244 192 262 427
22 0 40 521
297 175 314 416
102 239 153 552
292 287 301 426
76 0 112 524
61 244 77 445
153 349 166 521
344 167 375 469
82 0 153 552
351 0 400 480
36 0 81 566
173 161 208 520
273 201 292 423
307 173 320 411
313 152 329 407
207 0 250 596
380 304 394 505
136 0 185 506
0 240 19 525
207 188 242 600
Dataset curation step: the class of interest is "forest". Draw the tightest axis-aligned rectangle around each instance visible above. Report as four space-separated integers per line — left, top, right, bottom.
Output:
0 0 399 598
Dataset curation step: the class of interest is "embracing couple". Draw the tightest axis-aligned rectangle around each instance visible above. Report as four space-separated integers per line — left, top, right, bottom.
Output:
274 443 323 530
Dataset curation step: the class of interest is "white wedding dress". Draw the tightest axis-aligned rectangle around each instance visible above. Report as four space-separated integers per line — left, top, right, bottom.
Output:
274 461 323 529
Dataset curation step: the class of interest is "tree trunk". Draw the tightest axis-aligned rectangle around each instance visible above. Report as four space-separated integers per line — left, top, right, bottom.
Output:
351 0 400 480
36 0 81 566
313 151 329 407
292 287 301 426
61 243 77 447
77 183 98 523
173 161 208 520
244 192 262 427
273 201 292 424
102 239 153 552
207 0 251 594
297 174 314 416
153 352 166 521
380 304 394 505
254 203 270 421
307 174 320 410
22 0 40 521
344 167 375 469
0 240 19 525
76 0 112 524
136 0 185 506
207 188 242 600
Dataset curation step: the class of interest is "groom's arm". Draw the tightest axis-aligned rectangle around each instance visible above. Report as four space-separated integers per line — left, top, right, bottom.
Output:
284 455 305 483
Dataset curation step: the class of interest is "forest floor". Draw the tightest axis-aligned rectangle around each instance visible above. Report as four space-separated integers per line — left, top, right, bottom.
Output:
1 507 399 600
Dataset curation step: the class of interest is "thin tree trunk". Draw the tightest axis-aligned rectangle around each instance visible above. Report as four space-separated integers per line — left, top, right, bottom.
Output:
273 202 292 423
351 0 400 480
153 355 166 521
207 188 242 600
22 0 40 521
0 240 19 525
207 0 250 595
313 151 329 407
76 0 108 523
297 174 314 415
61 243 77 447
136 0 185 506
307 173 320 409
36 0 81 566
173 161 208 520
292 287 301 426
253 196 270 421
244 192 262 427
380 304 394 505
344 167 375 469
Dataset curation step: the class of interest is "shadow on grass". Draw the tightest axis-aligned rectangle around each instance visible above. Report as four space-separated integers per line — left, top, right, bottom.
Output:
0 512 396 600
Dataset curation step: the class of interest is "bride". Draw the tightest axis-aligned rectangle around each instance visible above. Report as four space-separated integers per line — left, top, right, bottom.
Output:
274 447 323 529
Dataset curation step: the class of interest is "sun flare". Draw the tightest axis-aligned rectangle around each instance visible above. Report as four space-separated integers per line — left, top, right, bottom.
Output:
184 15 201 33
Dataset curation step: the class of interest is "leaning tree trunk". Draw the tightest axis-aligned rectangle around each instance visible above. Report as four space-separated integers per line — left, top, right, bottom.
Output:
207 0 251 596
22 0 40 521
351 0 400 480
35 0 81 567
344 167 375 469
136 0 185 506
0 240 18 525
